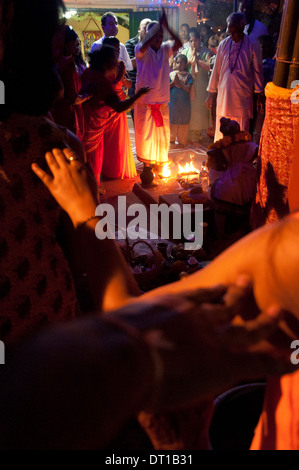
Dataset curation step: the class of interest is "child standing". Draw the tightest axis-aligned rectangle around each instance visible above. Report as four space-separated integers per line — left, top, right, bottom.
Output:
169 54 193 148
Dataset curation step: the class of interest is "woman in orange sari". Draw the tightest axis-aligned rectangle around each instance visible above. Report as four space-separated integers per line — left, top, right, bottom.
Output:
101 37 137 180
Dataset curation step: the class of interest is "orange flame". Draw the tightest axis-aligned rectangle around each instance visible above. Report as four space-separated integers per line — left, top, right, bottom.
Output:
178 161 200 175
161 163 171 178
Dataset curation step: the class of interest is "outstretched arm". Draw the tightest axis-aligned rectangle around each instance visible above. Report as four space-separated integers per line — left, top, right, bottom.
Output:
105 86 150 113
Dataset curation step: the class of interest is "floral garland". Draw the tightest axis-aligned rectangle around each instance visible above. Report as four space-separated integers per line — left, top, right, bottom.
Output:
208 130 252 150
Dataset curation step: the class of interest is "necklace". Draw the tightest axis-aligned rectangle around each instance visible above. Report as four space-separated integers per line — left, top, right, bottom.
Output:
229 37 244 73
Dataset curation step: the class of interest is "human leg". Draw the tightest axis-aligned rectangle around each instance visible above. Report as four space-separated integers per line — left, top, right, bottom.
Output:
177 124 189 146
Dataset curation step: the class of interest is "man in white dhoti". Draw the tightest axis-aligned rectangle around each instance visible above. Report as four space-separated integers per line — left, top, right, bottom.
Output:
206 12 264 142
134 9 182 172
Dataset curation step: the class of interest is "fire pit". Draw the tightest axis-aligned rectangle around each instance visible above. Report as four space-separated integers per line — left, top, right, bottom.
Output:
157 155 209 193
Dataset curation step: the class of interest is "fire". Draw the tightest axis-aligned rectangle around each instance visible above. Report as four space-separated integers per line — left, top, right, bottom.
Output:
161 163 171 178
178 161 200 175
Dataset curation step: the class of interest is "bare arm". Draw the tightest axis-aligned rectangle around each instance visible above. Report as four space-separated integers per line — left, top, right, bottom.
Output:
196 54 211 72
159 8 182 54
138 8 182 56
105 87 150 113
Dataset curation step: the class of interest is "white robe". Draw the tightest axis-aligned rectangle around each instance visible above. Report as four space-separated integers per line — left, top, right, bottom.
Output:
207 35 264 140
244 19 269 44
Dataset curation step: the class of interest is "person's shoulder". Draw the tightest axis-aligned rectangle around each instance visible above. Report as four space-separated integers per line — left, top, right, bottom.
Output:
247 35 261 53
92 37 103 46
162 40 175 53
244 34 255 46
219 36 230 48
90 38 103 52
135 42 142 53
255 19 268 32
125 35 139 47
201 46 211 56
215 36 228 54
163 40 174 48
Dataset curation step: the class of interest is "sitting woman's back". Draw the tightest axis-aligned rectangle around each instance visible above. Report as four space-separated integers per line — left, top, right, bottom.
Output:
0 114 80 345
0 0 82 345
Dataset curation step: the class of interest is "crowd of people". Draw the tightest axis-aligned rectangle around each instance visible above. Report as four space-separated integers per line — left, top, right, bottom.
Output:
1 0 298 452
40 1 278 186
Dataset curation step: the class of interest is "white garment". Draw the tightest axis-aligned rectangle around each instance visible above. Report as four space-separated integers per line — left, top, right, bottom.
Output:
244 19 269 44
178 41 190 53
135 102 170 164
90 36 133 71
207 35 264 121
135 41 174 104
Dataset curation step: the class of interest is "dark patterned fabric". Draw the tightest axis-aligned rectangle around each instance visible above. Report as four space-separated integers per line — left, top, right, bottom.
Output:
125 35 139 87
0 114 79 345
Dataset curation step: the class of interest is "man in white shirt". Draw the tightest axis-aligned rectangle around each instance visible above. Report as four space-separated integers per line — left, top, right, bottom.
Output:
238 0 269 44
90 11 133 71
206 12 264 142
134 10 182 169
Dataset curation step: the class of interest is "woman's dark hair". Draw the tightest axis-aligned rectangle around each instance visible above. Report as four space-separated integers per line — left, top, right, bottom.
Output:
189 29 201 40
64 25 79 44
88 47 117 73
0 0 65 119
175 54 188 65
102 36 120 50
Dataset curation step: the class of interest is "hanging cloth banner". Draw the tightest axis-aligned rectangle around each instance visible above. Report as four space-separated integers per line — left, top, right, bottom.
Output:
82 17 102 57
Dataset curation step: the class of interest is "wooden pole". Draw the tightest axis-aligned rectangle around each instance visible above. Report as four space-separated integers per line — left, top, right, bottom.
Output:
287 18 299 88
273 0 299 88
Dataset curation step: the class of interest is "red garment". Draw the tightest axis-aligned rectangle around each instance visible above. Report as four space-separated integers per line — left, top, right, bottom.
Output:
81 68 117 184
52 56 84 140
81 67 136 183
102 78 137 179
149 104 164 127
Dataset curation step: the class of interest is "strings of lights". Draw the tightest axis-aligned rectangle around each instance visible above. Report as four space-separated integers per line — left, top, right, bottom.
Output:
136 0 198 11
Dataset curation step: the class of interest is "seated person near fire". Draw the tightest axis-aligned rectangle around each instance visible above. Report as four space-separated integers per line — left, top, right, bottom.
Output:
206 117 258 206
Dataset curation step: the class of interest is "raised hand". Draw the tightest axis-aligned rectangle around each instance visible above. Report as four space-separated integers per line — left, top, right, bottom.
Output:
31 148 99 228
159 7 168 29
